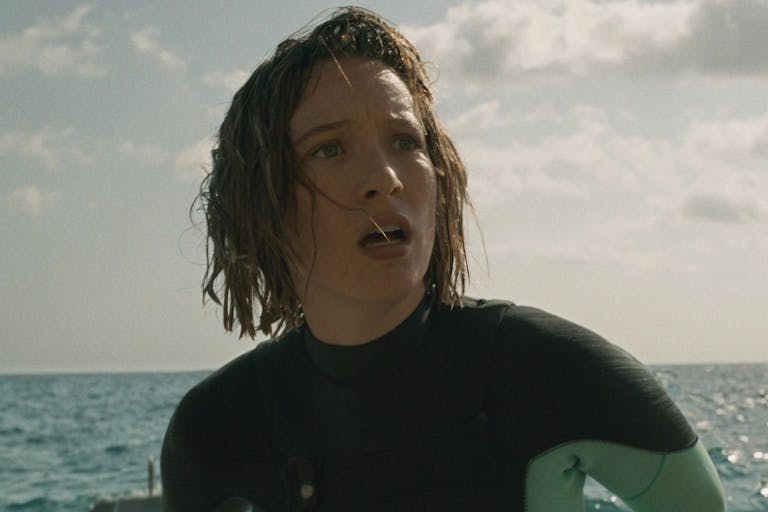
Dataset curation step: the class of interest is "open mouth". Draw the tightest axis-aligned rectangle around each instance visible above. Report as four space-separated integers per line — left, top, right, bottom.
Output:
360 226 407 247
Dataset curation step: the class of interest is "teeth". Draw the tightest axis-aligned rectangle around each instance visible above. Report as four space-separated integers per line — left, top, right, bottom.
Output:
361 225 406 247
366 238 399 247
370 226 400 235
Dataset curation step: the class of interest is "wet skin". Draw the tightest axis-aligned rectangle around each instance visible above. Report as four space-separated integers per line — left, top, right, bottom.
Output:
287 58 437 346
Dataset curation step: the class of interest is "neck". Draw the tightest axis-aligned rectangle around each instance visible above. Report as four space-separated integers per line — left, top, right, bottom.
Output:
301 285 426 346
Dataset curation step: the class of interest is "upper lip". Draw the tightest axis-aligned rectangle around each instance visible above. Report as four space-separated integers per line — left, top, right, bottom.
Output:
358 212 412 245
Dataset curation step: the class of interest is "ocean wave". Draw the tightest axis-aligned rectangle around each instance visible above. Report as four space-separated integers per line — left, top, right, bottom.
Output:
104 444 129 455
7 496 53 511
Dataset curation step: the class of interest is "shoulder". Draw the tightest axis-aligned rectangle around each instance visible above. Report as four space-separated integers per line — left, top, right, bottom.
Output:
495 304 637 369
485 302 696 451
490 302 643 392
167 335 293 436
434 297 662 398
432 298 616 366
425 297 514 371
162 333 303 463
160 336 294 511
431 296 513 346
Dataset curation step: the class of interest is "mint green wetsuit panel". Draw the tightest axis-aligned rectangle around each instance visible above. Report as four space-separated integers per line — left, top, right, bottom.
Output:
525 439 725 511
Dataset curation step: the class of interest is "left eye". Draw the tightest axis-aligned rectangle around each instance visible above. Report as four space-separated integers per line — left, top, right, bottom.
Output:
312 142 343 159
394 136 419 151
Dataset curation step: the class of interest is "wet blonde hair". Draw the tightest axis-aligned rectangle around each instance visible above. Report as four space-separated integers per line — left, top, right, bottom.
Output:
197 6 470 338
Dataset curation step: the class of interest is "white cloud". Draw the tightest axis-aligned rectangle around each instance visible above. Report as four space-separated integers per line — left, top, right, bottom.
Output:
0 128 90 170
202 68 249 92
0 5 105 78
118 140 170 166
671 0 768 75
456 104 767 208
6 185 61 217
446 100 502 133
452 101 767 274
131 28 185 72
681 194 757 224
403 0 768 87
674 111 768 225
458 105 655 204
173 137 213 182
684 112 768 163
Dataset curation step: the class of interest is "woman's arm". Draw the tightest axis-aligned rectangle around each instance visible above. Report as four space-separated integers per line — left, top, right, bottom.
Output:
487 305 726 511
524 439 726 511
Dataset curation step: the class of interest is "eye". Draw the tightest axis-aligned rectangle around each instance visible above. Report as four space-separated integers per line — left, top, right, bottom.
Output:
311 142 344 159
394 135 420 151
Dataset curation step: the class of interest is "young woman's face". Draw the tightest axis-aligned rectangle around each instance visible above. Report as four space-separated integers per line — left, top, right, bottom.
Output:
286 57 437 311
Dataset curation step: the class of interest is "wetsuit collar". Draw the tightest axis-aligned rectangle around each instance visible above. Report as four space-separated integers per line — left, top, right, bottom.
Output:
302 295 432 382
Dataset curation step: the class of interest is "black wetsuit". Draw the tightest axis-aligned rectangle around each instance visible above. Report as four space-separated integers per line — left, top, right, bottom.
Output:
161 297 723 511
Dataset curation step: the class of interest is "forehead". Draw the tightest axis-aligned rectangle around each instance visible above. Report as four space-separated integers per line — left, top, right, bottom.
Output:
290 58 419 136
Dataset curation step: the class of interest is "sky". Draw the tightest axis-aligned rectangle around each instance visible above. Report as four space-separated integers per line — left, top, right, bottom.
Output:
1 0 766 373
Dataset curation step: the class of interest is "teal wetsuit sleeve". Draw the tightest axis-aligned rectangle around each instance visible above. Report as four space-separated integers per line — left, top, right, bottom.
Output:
524 439 726 512
618 440 726 512
487 306 722 511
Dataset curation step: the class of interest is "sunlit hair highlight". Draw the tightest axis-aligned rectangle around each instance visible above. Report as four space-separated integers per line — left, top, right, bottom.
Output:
196 6 470 338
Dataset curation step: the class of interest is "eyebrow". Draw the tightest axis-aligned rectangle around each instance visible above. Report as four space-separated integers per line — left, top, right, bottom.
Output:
294 120 351 146
387 115 422 131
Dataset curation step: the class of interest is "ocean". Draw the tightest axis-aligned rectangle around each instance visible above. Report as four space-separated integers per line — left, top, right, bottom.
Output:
1 364 766 511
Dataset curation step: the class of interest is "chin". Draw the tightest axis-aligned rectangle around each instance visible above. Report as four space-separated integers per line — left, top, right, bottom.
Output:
355 273 427 305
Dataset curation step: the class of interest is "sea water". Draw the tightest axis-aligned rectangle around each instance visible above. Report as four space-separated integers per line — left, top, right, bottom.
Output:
1 364 766 512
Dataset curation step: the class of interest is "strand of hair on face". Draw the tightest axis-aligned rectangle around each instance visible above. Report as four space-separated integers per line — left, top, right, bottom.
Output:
304 174 390 241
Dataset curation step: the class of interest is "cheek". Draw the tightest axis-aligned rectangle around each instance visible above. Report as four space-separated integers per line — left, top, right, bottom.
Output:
283 187 315 264
284 186 344 262
422 166 439 218
415 167 439 251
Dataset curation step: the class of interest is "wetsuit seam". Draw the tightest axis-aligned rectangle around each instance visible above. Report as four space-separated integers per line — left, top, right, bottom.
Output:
528 437 697 460
524 438 691 507
481 303 514 410
621 453 667 501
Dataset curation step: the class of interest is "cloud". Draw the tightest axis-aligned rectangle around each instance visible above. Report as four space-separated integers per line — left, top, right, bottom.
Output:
202 68 249 92
684 112 768 163
448 100 767 273
674 112 768 225
682 194 757 224
173 137 213 182
671 0 768 76
0 128 91 170
6 185 61 217
118 140 170 166
455 104 657 204
452 103 767 206
445 100 502 133
0 5 105 78
403 0 768 87
131 28 185 71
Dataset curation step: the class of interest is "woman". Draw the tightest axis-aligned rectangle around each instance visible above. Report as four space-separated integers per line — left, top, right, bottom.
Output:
161 7 725 512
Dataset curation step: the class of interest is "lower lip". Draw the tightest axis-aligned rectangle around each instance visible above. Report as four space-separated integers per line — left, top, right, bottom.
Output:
359 239 411 260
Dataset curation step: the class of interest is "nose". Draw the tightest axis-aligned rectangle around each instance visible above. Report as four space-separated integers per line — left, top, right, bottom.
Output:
358 145 404 201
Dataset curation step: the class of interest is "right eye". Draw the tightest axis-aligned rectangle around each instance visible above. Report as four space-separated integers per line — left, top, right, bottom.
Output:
311 142 344 159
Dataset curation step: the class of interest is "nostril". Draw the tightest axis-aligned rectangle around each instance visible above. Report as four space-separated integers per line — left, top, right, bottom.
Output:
365 190 376 199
